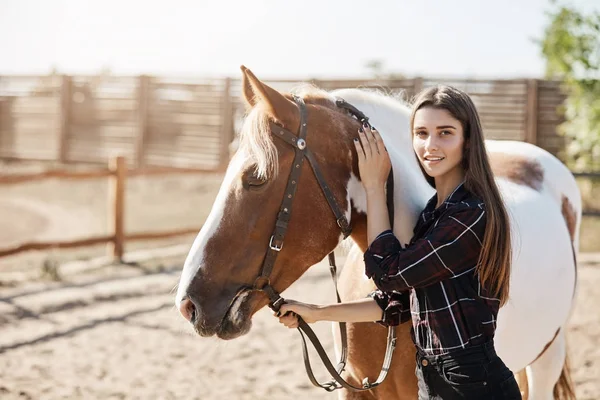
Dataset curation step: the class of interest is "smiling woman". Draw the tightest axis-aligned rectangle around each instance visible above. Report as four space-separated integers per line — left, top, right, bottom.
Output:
412 107 467 206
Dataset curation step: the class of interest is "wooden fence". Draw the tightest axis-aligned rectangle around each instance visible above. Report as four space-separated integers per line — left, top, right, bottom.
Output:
0 156 204 259
0 160 598 260
0 75 568 169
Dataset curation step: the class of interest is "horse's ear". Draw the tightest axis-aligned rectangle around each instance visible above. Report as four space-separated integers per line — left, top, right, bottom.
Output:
241 65 258 108
240 65 299 125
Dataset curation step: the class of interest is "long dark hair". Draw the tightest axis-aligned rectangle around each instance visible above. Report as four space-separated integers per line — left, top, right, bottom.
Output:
410 85 512 305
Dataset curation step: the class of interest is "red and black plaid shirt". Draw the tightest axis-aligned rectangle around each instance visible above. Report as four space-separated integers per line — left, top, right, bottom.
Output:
365 182 500 355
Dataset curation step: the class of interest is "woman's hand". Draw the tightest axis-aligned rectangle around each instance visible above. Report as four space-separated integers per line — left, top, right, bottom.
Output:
354 123 391 192
275 299 321 329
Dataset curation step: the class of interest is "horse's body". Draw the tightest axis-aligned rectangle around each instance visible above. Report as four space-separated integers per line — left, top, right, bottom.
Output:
176 68 579 400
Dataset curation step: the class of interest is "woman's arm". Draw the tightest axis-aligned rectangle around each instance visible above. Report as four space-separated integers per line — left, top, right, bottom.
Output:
365 186 392 246
276 298 383 329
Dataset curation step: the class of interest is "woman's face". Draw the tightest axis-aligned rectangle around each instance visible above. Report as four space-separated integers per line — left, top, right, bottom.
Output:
412 106 466 179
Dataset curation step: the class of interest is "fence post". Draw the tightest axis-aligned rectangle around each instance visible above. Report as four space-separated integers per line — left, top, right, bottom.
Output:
58 75 72 163
108 155 126 260
413 77 423 99
219 77 233 170
135 75 150 168
525 79 539 145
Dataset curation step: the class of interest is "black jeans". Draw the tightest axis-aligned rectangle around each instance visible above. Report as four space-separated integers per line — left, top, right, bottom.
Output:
415 341 522 399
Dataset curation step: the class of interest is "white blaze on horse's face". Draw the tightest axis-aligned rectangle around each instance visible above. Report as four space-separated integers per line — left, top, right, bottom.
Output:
175 151 246 309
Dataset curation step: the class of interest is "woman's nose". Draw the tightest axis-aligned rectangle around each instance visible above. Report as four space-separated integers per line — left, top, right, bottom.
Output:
425 137 439 151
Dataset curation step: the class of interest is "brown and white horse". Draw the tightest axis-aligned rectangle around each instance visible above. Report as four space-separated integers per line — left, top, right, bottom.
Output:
176 67 580 400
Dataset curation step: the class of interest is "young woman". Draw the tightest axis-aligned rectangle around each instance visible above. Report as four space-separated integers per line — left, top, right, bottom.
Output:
275 86 522 399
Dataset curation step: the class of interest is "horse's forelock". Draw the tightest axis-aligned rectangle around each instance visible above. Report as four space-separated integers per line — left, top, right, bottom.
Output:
238 105 278 180
238 86 336 180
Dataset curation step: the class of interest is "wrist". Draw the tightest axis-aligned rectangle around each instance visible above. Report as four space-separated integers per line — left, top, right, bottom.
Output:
314 305 326 322
363 183 385 194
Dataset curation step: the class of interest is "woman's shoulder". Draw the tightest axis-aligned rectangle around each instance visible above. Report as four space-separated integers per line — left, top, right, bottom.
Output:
456 197 485 211
441 195 486 222
456 186 486 211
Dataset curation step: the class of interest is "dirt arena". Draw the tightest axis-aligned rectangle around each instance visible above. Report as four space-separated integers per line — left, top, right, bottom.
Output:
0 164 599 399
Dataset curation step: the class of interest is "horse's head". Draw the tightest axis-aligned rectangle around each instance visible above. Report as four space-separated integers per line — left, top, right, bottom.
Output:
176 67 367 339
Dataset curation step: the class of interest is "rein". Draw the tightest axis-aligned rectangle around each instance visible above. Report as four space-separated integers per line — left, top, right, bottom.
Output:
251 95 397 392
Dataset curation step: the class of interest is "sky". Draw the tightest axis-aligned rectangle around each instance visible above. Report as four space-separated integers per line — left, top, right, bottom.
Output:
0 0 598 79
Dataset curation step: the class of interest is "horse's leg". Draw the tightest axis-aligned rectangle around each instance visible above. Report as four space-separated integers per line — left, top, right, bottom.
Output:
525 329 574 400
335 245 418 400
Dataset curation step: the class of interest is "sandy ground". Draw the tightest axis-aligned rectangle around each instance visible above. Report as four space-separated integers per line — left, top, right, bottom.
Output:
0 162 598 399
0 253 598 400
0 255 343 400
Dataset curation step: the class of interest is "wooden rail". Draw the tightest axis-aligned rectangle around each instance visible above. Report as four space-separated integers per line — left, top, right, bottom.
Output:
0 156 206 260
0 229 202 258
0 74 569 166
1 161 599 261
0 169 112 184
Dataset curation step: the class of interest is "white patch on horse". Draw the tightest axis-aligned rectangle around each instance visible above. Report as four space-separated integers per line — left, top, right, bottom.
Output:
347 172 367 214
176 152 247 307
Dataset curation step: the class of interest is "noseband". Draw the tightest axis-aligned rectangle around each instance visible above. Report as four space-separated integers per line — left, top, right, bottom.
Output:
249 94 397 392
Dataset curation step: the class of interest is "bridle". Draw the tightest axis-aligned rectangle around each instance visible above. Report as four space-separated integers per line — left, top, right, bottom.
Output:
249 94 397 392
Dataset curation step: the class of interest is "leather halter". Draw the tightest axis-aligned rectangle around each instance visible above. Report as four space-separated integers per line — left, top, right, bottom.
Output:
251 95 397 392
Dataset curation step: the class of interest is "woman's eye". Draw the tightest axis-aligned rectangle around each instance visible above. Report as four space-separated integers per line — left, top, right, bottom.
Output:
440 130 452 136
415 131 427 137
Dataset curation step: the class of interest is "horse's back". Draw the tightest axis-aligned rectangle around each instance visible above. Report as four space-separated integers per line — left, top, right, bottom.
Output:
486 140 580 372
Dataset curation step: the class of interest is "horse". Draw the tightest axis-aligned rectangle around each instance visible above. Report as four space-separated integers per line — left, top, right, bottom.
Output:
175 66 580 400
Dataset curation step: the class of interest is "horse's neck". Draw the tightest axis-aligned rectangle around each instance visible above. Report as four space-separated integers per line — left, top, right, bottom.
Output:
336 89 434 246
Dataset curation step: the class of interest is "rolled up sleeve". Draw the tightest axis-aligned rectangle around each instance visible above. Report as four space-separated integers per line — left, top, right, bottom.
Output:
368 289 411 327
364 230 402 280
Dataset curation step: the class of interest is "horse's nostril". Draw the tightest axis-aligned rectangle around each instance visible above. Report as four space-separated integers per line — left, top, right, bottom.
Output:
190 307 197 324
178 298 196 322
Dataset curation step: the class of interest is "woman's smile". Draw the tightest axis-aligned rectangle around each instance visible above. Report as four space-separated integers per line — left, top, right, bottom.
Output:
423 155 445 165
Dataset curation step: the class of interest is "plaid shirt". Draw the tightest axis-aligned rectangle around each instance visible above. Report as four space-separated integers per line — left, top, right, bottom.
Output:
365 182 500 355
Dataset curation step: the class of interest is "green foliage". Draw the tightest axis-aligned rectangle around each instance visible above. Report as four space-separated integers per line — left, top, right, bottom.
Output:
540 4 600 171
364 59 406 80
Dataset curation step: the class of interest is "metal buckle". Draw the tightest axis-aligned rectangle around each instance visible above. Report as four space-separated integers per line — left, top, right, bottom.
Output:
269 235 283 251
336 217 351 237
271 297 285 310
362 377 371 389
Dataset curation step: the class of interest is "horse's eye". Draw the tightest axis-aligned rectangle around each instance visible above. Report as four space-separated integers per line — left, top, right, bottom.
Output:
242 170 267 190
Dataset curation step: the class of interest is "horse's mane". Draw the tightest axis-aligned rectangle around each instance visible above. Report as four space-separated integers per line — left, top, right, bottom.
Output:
331 88 413 147
238 85 411 180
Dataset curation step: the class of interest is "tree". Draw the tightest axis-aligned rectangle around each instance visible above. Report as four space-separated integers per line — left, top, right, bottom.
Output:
364 59 406 80
539 3 600 171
